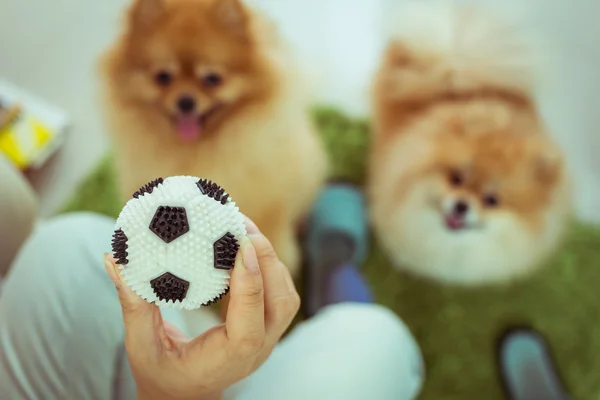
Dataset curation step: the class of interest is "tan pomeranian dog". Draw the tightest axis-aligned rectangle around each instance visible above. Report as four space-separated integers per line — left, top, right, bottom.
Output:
99 0 327 275
369 1 571 286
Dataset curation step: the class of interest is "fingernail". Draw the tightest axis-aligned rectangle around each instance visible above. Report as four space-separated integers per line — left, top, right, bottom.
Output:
104 253 122 289
244 216 260 235
241 236 259 273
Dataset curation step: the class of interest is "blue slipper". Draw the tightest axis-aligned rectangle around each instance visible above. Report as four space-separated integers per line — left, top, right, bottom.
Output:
302 182 370 317
497 327 571 400
305 182 368 266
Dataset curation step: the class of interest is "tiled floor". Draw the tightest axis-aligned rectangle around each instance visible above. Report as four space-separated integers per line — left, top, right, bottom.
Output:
1 0 599 222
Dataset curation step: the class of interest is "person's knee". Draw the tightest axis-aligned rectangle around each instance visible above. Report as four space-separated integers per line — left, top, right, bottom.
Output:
4 212 123 339
239 303 424 400
8 212 117 284
0 212 129 400
31 212 115 250
317 303 424 398
318 303 414 340
38 212 115 237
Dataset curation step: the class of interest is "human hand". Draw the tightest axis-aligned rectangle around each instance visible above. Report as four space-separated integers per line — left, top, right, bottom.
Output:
104 216 300 400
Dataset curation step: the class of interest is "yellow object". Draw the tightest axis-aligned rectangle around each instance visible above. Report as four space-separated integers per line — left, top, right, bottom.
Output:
0 116 55 169
0 128 27 168
0 79 69 170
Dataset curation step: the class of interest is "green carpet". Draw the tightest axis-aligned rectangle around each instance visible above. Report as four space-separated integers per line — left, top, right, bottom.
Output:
60 108 600 399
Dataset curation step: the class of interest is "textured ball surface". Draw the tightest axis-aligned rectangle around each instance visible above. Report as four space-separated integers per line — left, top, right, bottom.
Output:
112 176 246 310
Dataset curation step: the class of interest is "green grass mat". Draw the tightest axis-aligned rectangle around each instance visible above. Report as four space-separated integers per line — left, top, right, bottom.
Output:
60 108 600 399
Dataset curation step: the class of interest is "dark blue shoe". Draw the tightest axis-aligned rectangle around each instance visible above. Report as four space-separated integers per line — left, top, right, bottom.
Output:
497 327 571 400
303 182 371 317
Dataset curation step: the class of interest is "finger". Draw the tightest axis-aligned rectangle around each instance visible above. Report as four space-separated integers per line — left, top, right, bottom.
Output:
225 237 266 358
104 254 164 355
243 215 260 235
249 234 299 343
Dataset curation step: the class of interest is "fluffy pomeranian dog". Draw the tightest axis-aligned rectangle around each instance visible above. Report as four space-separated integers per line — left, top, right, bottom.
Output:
99 0 327 274
369 1 571 285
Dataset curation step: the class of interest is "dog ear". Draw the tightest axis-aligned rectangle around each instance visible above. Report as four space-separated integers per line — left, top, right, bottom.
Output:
387 41 413 67
210 0 248 37
129 0 165 30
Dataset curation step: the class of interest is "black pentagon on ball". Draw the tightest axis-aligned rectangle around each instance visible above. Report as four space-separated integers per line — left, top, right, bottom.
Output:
149 206 190 244
213 232 239 270
150 272 190 302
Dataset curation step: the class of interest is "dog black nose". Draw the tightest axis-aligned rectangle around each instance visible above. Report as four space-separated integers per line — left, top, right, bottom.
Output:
177 96 196 113
454 200 469 215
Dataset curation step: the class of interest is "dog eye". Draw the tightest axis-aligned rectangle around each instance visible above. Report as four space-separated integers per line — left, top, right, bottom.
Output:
155 71 173 86
482 194 500 207
449 171 464 187
202 72 223 88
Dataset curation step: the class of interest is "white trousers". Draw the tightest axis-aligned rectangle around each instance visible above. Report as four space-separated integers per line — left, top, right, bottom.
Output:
0 213 423 400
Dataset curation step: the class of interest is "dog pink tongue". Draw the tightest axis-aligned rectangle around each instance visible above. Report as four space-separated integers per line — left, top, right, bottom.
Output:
445 214 465 230
176 116 201 142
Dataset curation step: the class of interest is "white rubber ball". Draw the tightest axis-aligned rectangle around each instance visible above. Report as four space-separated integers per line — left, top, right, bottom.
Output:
112 175 246 310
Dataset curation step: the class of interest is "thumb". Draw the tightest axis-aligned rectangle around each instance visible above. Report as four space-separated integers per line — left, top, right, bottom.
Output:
104 253 164 354
225 237 266 348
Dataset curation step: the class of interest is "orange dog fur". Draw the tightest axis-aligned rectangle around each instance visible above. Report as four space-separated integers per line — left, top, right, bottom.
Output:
99 0 327 275
369 1 571 285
